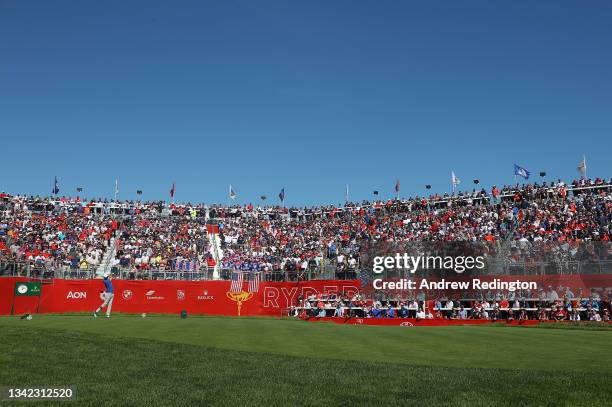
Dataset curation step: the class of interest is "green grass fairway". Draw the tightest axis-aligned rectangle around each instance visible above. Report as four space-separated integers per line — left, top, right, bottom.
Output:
0 315 610 406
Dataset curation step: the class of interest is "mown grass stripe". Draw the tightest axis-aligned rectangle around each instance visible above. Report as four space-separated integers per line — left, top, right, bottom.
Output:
0 315 610 373
0 325 610 406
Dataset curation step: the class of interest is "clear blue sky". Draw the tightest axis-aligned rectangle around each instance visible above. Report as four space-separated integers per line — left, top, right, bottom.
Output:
1 1 610 206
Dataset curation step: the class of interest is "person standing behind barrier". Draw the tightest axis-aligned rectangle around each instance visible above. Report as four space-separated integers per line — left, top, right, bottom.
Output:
417 291 425 311
94 272 114 318
333 301 344 317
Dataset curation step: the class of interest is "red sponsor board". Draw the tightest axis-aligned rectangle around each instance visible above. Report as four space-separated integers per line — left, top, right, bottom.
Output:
1 274 610 316
0 278 360 316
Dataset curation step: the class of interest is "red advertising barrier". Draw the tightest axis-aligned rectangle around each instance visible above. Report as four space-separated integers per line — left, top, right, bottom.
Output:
0 278 360 316
2 274 610 317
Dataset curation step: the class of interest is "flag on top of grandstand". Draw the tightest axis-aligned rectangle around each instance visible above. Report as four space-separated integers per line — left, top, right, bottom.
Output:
52 176 59 195
114 179 119 198
451 171 461 187
230 271 244 293
279 188 285 202
345 184 349 203
514 164 530 179
248 272 260 293
229 185 236 200
170 182 175 198
395 179 400 194
577 155 587 179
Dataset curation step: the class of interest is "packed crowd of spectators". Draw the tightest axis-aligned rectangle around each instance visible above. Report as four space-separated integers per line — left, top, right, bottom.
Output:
111 216 210 273
0 194 117 271
0 177 610 276
292 285 611 322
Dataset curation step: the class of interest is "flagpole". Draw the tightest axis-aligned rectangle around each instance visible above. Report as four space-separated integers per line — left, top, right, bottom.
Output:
395 179 400 200
451 172 459 196
345 184 349 204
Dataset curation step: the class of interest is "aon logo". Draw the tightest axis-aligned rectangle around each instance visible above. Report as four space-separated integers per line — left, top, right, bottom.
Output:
67 291 87 299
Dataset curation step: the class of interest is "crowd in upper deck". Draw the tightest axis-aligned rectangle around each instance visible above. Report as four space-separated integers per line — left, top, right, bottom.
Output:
0 177 610 273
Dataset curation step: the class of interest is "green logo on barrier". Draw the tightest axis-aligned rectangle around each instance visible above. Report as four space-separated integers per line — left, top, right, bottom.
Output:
14 282 42 297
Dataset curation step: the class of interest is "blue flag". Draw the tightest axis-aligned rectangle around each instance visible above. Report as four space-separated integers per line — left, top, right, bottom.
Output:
52 176 60 195
514 164 530 179
278 188 285 202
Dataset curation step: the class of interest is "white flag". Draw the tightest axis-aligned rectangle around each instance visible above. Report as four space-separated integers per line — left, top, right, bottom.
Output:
114 179 119 198
451 171 461 187
229 185 236 200
577 155 587 179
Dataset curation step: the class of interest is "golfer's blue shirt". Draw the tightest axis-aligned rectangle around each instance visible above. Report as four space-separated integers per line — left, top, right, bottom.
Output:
103 278 114 293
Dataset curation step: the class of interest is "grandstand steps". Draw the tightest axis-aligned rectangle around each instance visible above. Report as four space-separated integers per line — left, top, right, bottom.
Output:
207 233 223 280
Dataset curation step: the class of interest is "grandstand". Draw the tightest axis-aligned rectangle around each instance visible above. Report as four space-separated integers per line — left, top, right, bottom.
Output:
1 177 610 276
1 177 610 323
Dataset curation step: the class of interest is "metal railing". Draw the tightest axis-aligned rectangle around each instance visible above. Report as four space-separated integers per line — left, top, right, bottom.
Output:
0 260 359 281
483 259 612 276
0 261 98 279
1 259 610 281
116 269 215 281
360 259 612 280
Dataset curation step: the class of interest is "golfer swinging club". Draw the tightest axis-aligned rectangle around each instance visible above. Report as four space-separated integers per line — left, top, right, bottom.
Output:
94 272 114 318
